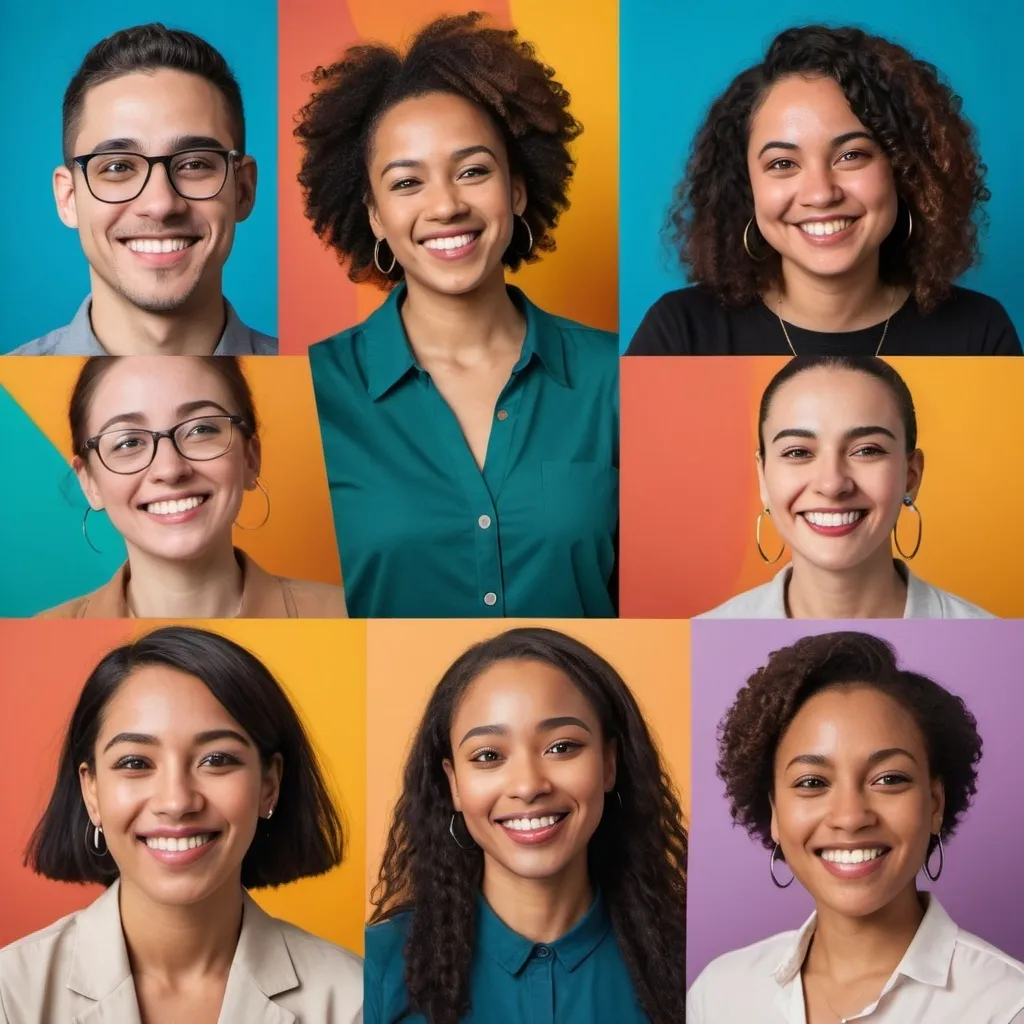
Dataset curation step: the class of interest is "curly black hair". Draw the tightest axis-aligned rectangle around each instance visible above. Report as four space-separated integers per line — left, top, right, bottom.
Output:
294 13 581 289
717 631 982 860
369 627 689 1024
670 25 990 312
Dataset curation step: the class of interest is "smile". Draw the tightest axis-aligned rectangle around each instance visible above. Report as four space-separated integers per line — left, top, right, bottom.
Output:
820 846 886 864
143 495 206 515
798 218 856 237
123 238 197 253
142 832 217 852
498 813 567 832
421 231 480 251
800 510 865 527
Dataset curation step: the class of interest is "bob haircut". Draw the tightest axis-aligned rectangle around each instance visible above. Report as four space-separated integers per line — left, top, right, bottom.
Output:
26 626 344 888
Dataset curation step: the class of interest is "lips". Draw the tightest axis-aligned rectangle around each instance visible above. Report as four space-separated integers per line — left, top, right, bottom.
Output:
797 217 857 237
815 844 892 879
138 494 209 516
799 510 865 527
495 811 569 846
122 237 198 254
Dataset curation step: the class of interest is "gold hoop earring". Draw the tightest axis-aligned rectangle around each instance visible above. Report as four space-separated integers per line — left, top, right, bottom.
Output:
756 507 785 564
514 213 534 257
373 237 396 275
743 218 769 262
235 477 271 531
82 507 102 554
893 495 922 560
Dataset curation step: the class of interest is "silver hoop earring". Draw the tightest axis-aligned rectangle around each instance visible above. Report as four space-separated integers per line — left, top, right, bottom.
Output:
85 821 109 858
923 834 943 881
373 237 397 275
743 217 768 262
769 843 793 888
514 214 534 257
904 206 914 245
448 812 476 851
82 507 102 554
234 477 271 531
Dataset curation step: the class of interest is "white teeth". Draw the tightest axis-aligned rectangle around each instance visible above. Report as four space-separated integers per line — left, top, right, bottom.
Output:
803 510 864 527
145 496 204 516
500 814 561 831
422 233 477 251
145 833 213 852
125 238 193 254
821 847 885 864
798 218 854 237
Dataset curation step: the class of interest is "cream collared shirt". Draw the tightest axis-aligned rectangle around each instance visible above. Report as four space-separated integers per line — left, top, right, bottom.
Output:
687 895 1024 1023
0 880 363 1023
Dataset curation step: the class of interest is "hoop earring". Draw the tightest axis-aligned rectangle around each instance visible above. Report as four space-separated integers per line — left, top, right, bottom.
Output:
513 213 534 257
448 812 476 851
743 218 769 262
265 804 275 821
82 507 102 554
235 477 271 531
904 206 913 245
770 843 793 888
373 237 396 276
893 495 922 560
85 821 109 858
923 834 943 881
756 508 785 564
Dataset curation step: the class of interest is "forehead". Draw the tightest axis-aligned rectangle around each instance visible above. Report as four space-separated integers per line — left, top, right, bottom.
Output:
74 68 235 153
765 367 903 436
750 74 865 146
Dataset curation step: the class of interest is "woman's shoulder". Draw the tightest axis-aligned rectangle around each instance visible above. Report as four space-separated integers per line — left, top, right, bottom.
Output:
950 922 1024 986
697 576 786 619
905 569 997 619
625 286 759 355
271 914 364 981
34 593 90 618
365 911 412 964
279 577 349 618
0 901 92 999
34 569 127 619
689 929 799 1002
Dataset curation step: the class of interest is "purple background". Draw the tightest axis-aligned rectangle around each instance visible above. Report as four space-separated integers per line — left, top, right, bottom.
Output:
688 619 1024 985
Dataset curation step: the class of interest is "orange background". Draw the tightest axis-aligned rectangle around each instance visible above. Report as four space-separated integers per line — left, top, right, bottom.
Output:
0 619 366 954
620 358 1024 618
0 356 341 586
278 0 618 352
365 619 690 904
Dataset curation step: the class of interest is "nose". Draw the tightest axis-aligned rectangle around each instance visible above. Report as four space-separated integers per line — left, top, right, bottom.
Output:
150 761 204 818
145 434 194 483
810 449 855 499
130 161 190 220
507 754 553 803
797 159 844 209
825 779 877 832
423 177 468 222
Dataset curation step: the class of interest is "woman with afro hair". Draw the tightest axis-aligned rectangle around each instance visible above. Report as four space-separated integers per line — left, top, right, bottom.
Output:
296 14 618 619
365 627 688 1023
688 631 1024 1023
627 25 1021 356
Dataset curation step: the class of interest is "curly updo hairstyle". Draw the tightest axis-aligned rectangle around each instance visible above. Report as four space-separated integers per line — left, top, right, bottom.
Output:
671 25 990 312
370 627 689 1024
295 13 581 289
717 631 982 861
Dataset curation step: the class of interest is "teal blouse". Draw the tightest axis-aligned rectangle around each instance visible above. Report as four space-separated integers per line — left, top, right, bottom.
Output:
365 892 648 1024
308 284 619 618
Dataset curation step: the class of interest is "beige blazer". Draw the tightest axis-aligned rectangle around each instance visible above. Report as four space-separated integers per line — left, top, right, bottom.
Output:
36 549 347 619
0 880 363 1023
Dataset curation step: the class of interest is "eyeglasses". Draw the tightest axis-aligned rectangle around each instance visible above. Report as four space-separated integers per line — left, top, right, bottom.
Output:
72 148 242 204
81 415 250 474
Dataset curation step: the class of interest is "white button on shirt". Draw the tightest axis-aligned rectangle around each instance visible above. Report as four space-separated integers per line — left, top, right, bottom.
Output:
687 895 1024 1023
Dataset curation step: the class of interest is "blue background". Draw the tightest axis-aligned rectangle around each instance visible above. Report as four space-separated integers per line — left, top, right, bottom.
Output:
620 1 1024 348
0 0 277 351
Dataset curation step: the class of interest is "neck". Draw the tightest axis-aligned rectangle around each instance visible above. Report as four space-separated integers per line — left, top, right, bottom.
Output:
88 274 227 355
772 257 895 333
785 549 907 619
481 852 593 944
119 874 243 984
124 541 244 618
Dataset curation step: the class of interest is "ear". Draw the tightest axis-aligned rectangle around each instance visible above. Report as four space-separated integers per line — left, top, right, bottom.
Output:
442 758 461 812
234 155 258 224
905 448 924 503
261 752 283 816
73 455 105 511
603 737 618 793
54 165 79 229
929 777 945 836
244 434 262 488
769 793 779 845
510 174 527 218
79 762 101 826
756 450 769 511
367 200 385 242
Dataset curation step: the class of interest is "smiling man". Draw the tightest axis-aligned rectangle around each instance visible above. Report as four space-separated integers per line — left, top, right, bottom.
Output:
11 24 275 355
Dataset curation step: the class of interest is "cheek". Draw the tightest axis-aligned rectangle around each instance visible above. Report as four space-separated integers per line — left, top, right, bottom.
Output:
749 174 788 217
96 474 142 516
456 771 503 819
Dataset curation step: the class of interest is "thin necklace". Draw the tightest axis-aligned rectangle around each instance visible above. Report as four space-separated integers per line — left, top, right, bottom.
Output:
777 286 898 356
126 584 244 618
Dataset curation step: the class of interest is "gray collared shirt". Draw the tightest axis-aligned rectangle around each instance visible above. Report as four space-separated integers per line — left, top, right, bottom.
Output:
7 296 277 355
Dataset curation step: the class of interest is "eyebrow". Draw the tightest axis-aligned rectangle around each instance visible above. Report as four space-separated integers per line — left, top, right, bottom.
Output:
785 746 919 771
88 135 229 155
94 400 233 435
757 130 875 160
103 728 252 754
770 425 898 445
380 145 498 179
458 715 592 748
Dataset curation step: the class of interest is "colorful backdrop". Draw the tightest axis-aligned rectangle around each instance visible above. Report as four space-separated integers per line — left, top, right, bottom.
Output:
688 619 1024 982
278 0 617 352
620 0 1024 347
0 357 340 617
0 0 277 349
0 619 366 954
620 358 1024 618
365 619 690 905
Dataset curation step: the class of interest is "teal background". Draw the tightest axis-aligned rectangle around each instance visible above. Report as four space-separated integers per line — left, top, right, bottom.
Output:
0 1 277 351
620 1 1024 348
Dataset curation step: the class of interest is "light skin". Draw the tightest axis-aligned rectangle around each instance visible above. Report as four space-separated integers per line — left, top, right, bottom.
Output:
757 366 924 618
442 659 617 943
79 665 282 1024
366 91 529 469
769 686 944 1023
747 74 911 332
73 358 261 618
54 69 257 355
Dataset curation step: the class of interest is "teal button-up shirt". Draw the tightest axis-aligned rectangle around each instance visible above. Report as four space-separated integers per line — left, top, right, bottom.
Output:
308 284 618 618
365 892 649 1024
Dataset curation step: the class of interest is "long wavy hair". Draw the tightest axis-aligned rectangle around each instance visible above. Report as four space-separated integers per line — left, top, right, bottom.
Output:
370 627 689 1024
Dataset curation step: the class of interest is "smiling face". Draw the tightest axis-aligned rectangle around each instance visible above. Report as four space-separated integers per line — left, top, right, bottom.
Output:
758 366 923 574
79 664 281 907
73 357 260 565
747 75 898 282
443 658 616 889
771 685 943 919
366 91 526 297
55 69 256 315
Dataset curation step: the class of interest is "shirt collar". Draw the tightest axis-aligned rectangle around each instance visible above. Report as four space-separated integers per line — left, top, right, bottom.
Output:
476 890 611 976
364 283 569 401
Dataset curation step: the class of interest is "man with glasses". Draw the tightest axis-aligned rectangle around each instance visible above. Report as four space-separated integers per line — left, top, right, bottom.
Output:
10 24 275 355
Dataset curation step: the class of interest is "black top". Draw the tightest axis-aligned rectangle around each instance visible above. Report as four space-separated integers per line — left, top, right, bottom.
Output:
625 285 1022 356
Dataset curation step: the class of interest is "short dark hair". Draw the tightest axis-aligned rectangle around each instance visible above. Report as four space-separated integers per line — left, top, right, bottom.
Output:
294 12 581 289
63 23 246 163
68 356 259 457
717 631 982 858
26 626 344 888
758 355 917 458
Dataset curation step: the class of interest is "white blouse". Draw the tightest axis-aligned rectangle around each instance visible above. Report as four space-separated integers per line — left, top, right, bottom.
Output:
687 895 1024 1023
